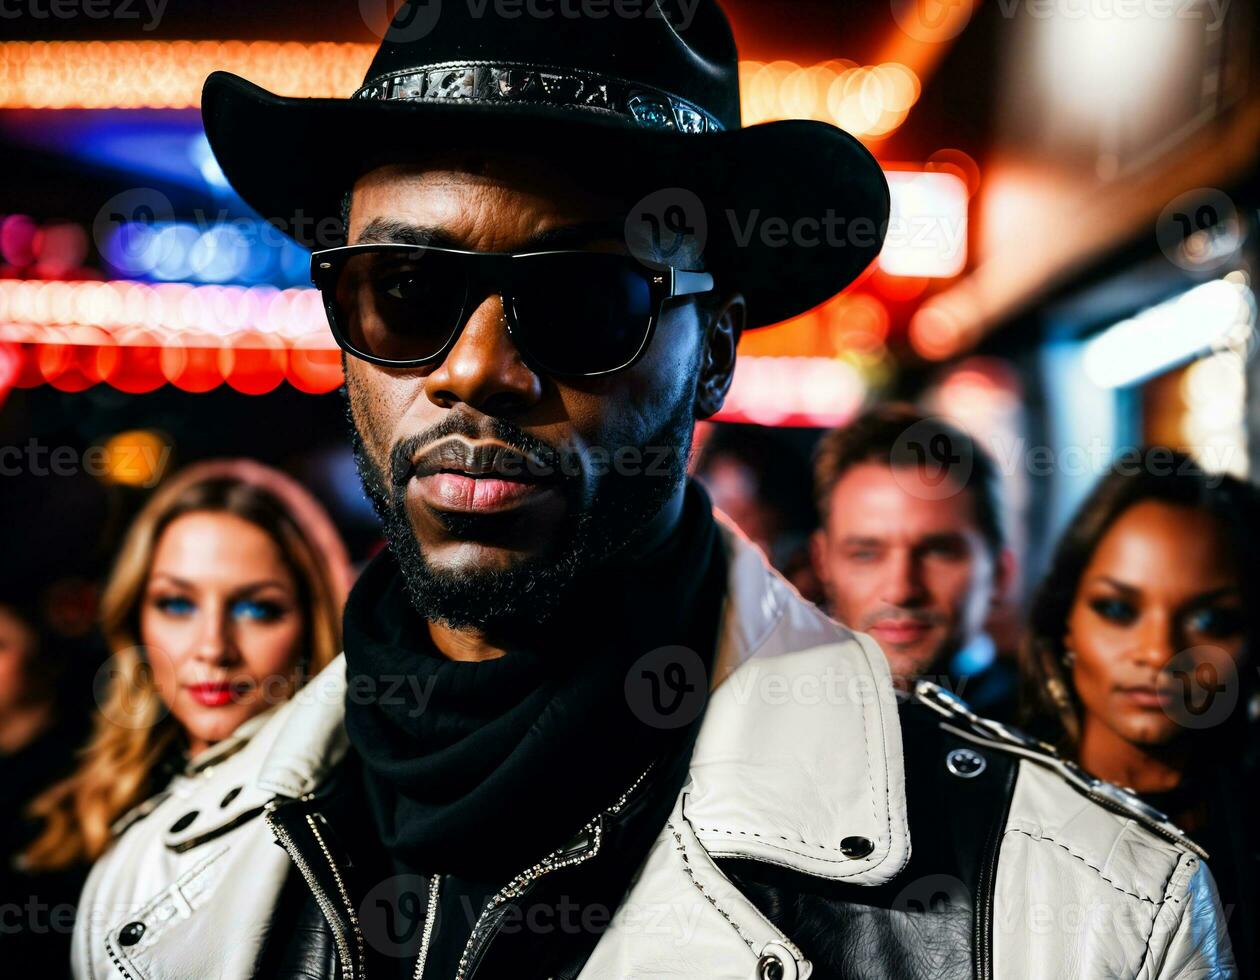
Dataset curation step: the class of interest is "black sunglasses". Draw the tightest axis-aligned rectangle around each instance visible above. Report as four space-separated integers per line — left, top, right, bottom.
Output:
310 244 714 378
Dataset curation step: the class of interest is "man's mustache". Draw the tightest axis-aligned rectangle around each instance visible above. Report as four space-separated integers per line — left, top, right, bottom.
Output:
388 413 568 490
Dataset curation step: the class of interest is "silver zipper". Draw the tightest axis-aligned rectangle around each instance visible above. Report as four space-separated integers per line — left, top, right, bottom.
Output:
452 763 656 980
411 874 441 980
306 812 368 976
265 799 364 980
974 823 999 979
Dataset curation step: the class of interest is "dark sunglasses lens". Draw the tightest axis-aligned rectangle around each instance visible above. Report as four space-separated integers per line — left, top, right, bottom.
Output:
511 253 655 375
330 250 466 363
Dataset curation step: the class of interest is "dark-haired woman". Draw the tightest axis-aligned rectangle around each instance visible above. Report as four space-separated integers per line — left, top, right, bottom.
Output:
1021 447 1258 977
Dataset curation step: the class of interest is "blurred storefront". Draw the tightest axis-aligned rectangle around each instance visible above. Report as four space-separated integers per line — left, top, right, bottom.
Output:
904 0 1259 578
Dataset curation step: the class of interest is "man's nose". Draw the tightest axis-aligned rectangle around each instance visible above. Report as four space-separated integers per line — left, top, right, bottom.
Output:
424 294 544 416
880 550 925 607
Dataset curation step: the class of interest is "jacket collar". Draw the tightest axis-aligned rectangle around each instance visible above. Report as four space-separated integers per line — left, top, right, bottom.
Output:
253 511 910 885
158 679 346 853
690 513 911 885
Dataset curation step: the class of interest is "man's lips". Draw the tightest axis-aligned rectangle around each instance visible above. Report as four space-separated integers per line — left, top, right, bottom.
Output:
412 471 556 512
185 681 249 707
408 438 559 514
867 620 938 645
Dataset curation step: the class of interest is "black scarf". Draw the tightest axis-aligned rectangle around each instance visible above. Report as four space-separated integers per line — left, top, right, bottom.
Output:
342 479 727 882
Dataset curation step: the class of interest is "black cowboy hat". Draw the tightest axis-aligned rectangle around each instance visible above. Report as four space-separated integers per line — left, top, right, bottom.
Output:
201 0 889 329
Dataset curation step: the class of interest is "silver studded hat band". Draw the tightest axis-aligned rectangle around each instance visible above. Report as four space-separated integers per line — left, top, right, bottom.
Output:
354 61 726 134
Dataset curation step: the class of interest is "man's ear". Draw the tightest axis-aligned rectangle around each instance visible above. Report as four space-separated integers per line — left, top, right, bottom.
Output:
694 292 746 420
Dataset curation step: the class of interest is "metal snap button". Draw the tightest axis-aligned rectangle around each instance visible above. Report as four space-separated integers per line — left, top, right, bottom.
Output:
169 810 199 833
118 921 146 946
757 953 785 980
840 835 874 858
945 747 987 779
757 940 801 980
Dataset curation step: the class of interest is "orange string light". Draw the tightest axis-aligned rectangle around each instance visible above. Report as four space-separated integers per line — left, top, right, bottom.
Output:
0 43 919 139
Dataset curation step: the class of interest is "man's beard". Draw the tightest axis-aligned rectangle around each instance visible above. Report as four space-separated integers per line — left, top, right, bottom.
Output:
348 396 697 631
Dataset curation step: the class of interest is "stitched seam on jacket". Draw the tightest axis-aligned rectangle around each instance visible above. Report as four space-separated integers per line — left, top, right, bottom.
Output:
1138 853 1200 978
707 624 893 871
692 641 889 873
1004 828 1159 904
700 540 897 874
101 845 228 980
1136 858 1182 977
863 630 896 864
669 818 758 953
694 826 870 853
704 848 892 882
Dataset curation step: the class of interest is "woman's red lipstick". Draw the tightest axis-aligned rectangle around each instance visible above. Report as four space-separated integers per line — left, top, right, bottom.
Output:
185 682 244 707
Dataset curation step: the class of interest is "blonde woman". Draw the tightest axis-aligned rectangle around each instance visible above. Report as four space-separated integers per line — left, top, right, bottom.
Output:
23 459 352 872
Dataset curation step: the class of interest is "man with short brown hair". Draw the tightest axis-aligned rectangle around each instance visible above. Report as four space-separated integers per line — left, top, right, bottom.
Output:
811 404 1017 713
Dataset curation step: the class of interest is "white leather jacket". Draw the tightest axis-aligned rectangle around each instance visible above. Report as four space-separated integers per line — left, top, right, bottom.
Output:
73 516 1236 980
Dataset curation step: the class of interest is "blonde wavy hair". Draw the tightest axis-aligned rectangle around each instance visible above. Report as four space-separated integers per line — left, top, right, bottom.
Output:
22 459 352 871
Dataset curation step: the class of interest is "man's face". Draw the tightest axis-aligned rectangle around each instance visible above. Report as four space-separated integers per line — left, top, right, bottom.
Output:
811 463 1003 686
343 158 739 629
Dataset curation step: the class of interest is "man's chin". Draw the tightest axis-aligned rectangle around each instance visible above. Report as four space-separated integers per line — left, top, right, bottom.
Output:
396 545 585 631
881 648 945 690
420 536 547 577
389 494 593 630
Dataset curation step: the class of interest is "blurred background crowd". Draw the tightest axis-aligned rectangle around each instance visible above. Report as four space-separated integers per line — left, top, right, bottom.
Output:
2 0 1260 974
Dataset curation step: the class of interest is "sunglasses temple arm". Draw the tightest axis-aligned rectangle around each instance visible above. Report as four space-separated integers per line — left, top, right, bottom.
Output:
672 270 715 298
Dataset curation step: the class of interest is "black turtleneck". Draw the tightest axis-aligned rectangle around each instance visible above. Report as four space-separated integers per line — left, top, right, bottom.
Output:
341 479 728 978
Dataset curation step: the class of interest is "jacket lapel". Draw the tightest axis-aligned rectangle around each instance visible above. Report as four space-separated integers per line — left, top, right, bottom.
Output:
693 515 911 885
579 517 911 978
